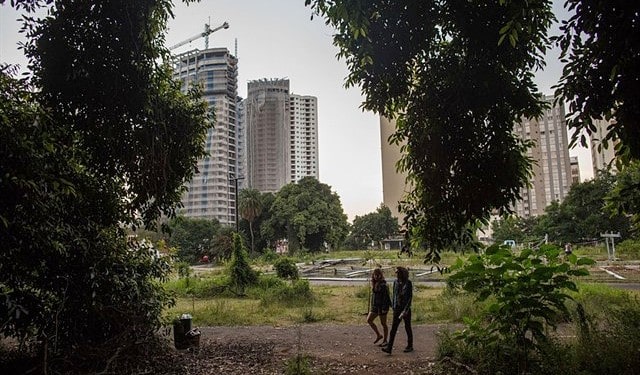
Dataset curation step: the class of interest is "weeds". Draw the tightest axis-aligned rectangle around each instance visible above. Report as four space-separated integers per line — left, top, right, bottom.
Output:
284 326 311 375
571 296 640 374
299 307 321 323
258 279 315 307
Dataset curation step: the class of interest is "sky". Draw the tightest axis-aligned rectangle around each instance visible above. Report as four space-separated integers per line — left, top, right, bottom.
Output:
0 0 593 221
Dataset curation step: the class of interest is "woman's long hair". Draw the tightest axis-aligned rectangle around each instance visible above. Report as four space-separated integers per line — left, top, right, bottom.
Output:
371 268 385 288
395 266 409 282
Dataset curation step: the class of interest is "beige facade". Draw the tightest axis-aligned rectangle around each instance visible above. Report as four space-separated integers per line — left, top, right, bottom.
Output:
379 117 409 221
570 156 581 185
245 79 318 193
173 48 239 226
512 97 573 217
590 118 619 175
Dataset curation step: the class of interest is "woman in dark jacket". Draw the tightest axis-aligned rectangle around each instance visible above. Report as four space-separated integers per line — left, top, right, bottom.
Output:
382 266 413 354
367 268 392 346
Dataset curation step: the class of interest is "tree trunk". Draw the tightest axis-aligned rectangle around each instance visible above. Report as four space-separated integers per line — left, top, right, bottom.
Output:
249 221 255 255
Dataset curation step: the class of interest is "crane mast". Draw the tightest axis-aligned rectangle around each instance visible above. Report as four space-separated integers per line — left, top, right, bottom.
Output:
169 21 229 51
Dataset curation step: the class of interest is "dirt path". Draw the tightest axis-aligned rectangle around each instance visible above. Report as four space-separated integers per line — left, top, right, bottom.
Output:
176 324 457 374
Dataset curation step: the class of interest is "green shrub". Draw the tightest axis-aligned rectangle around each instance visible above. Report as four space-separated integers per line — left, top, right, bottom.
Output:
421 286 486 323
616 239 640 259
436 323 575 375
254 274 287 290
284 354 311 375
572 297 640 375
175 261 193 279
228 233 258 295
354 285 369 299
274 257 299 280
299 307 321 323
258 279 314 307
569 282 635 316
164 275 232 298
445 244 594 373
259 249 279 263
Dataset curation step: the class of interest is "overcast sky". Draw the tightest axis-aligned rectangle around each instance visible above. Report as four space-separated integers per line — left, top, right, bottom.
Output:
1 0 592 221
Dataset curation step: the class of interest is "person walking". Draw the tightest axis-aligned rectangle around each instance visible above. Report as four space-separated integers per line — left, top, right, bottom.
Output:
382 266 413 354
367 268 391 346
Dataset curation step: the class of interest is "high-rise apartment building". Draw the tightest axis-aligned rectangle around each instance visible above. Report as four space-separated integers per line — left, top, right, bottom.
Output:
570 156 581 185
236 96 247 191
590 118 619 176
290 94 319 182
245 78 318 193
173 48 239 226
512 96 573 217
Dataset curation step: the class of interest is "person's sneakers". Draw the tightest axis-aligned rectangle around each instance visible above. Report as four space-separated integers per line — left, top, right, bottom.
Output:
378 341 388 347
403 347 414 353
381 346 392 354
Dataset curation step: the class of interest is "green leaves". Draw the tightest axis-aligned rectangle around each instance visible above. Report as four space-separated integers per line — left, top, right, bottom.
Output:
265 177 349 253
307 0 553 252
168 216 221 262
554 1 640 161
534 171 631 243
605 161 640 234
346 204 399 250
25 0 210 230
2 0 208 360
229 233 258 295
448 243 594 355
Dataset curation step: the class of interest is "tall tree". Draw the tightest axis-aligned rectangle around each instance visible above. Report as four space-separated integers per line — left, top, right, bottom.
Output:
228 233 258 296
554 1 640 162
1 0 209 367
239 188 263 255
349 204 399 249
491 216 524 245
24 0 210 229
265 177 349 253
606 161 640 237
535 173 631 244
306 0 552 261
306 0 640 261
168 216 221 262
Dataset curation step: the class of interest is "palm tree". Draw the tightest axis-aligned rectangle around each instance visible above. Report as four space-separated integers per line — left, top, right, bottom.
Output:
238 188 263 255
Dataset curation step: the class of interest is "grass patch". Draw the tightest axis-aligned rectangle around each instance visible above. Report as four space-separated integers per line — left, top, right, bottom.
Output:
256 278 316 307
284 354 312 375
434 280 640 375
570 282 640 317
415 286 485 324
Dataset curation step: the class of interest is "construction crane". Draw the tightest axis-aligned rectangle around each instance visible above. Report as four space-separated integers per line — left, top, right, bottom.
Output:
169 21 229 51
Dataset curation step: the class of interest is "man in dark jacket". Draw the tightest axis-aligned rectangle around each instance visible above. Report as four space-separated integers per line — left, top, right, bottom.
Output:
382 266 413 354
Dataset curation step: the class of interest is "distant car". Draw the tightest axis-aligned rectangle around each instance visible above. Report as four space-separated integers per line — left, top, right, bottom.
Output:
503 240 516 248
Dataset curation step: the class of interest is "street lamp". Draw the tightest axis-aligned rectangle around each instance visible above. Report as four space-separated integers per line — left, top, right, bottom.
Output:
229 174 244 232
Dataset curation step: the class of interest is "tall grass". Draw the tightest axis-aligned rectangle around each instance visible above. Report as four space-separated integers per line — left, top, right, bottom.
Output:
434 282 640 375
571 296 640 375
414 286 486 324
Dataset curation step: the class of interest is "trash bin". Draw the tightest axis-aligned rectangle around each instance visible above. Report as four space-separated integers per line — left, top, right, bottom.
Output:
173 313 196 350
180 313 192 332
185 328 201 348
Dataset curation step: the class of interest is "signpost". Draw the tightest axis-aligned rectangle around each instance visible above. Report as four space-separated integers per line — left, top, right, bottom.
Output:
600 232 621 261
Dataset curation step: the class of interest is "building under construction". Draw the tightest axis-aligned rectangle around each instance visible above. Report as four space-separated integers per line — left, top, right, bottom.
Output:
172 47 239 226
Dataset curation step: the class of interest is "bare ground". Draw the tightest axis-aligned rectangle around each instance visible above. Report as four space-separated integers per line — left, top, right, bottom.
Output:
158 324 455 374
